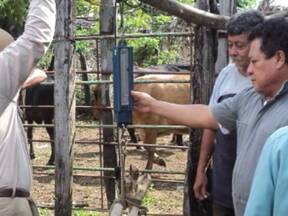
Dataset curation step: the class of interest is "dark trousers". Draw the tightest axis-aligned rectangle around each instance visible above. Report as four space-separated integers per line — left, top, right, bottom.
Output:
213 203 234 216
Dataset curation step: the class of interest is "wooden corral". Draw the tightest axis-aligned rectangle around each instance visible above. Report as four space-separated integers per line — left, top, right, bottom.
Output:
26 0 237 215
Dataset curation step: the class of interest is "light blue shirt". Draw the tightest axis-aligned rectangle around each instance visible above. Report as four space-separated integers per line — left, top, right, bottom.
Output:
209 64 251 107
244 126 288 216
209 64 251 135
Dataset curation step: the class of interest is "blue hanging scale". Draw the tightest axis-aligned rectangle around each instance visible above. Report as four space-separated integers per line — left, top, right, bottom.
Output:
112 44 133 127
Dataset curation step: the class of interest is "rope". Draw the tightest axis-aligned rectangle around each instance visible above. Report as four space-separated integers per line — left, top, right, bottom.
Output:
118 125 129 203
118 0 126 44
117 125 150 215
126 197 142 208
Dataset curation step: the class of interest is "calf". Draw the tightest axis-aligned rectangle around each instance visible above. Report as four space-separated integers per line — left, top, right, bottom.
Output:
23 78 54 165
110 165 151 216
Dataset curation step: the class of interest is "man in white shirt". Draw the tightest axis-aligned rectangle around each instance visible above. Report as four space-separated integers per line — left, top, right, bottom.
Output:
0 0 55 215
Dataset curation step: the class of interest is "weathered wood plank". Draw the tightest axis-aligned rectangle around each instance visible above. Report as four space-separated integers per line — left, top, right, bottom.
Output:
100 0 117 208
184 0 217 215
54 0 75 215
215 0 236 74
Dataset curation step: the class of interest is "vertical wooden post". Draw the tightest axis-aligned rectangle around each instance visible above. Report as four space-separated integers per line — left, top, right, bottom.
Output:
100 0 117 208
215 0 236 74
54 0 75 215
183 0 217 215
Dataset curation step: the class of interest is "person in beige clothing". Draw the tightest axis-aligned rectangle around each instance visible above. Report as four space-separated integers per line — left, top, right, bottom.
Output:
0 0 56 215
0 30 48 88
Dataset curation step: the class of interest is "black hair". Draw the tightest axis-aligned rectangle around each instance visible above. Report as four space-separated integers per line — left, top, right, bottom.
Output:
227 10 264 36
249 17 288 63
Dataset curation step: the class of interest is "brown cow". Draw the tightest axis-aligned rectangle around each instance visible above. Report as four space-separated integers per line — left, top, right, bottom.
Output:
92 65 190 169
91 68 190 169
133 74 190 169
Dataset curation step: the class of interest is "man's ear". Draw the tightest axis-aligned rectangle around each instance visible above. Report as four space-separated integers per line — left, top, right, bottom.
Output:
275 50 286 69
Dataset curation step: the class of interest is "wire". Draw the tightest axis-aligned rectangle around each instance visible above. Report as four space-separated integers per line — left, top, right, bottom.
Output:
116 0 142 45
117 0 126 45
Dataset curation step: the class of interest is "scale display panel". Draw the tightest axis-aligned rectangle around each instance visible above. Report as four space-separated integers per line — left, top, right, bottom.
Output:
112 46 133 126
120 48 130 106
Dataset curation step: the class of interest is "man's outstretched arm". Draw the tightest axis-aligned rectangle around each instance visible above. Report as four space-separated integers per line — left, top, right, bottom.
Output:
131 91 219 129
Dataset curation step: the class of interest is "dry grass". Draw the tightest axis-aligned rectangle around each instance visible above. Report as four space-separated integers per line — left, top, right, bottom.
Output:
31 122 188 215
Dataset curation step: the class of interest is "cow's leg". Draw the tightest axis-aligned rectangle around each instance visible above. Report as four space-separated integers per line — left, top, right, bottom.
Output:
142 130 166 169
27 123 35 160
128 128 138 143
170 134 176 144
128 128 145 151
170 134 183 146
153 152 166 168
175 134 183 146
46 125 55 165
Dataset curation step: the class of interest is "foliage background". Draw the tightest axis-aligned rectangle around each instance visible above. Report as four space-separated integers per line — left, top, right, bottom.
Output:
0 0 256 105
0 0 257 66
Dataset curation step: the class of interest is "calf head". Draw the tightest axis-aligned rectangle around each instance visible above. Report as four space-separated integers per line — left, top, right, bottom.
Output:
124 165 151 205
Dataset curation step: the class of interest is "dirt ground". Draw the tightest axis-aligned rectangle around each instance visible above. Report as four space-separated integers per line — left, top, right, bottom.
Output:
30 120 188 215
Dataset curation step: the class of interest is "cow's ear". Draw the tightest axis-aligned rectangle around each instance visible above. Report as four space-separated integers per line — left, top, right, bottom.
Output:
129 165 139 180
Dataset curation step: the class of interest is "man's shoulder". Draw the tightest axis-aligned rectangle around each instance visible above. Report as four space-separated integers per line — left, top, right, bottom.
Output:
219 64 237 74
233 86 257 102
238 86 255 94
216 64 238 81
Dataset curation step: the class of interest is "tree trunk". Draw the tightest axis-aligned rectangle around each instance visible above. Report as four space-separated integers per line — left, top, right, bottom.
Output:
140 0 228 29
215 0 236 74
183 0 217 215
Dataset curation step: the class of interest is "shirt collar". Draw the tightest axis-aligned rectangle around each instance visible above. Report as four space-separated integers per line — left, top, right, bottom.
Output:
274 80 288 98
262 80 288 105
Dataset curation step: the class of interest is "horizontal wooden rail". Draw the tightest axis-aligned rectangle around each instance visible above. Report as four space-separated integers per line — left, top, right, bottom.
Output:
39 79 191 86
27 139 189 150
74 32 193 41
24 123 189 130
33 165 185 175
